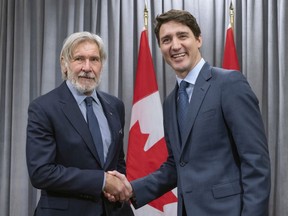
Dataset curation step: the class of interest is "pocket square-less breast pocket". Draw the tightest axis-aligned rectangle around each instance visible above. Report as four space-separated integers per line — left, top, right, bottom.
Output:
200 109 216 120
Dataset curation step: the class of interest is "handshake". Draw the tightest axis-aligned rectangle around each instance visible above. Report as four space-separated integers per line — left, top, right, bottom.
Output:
103 170 133 202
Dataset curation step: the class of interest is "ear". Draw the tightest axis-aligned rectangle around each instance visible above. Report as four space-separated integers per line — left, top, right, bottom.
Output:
197 36 203 49
60 56 67 73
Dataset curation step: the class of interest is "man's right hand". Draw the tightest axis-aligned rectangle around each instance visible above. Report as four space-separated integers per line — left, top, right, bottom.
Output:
103 172 132 202
103 171 133 202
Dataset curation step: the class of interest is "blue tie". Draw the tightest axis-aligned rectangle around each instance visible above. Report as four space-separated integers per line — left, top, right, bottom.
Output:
85 97 104 166
177 81 189 143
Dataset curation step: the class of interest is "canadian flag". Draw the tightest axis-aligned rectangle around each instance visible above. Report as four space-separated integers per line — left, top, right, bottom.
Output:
126 30 178 215
222 24 240 70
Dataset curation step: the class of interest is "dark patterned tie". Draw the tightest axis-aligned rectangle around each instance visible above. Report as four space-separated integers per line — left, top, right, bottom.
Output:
177 81 189 144
85 97 104 166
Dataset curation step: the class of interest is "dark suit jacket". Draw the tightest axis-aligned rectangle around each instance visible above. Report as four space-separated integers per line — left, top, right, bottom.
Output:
26 82 133 216
131 63 270 216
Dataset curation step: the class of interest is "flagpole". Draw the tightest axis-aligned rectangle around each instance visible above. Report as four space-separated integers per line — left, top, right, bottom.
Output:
144 3 148 31
223 1 240 70
229 2 235 30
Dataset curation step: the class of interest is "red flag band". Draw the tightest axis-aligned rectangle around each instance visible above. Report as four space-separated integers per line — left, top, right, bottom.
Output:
126 30 177 215
222 25 240 70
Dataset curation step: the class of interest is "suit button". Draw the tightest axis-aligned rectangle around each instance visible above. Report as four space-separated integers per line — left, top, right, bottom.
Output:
180 161 186 167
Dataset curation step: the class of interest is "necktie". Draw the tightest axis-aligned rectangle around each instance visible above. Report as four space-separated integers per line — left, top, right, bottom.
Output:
85 97 104 166
177 81 189 143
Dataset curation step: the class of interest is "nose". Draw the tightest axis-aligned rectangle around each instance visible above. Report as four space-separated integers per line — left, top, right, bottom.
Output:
82 59 92 71
171 38 181 50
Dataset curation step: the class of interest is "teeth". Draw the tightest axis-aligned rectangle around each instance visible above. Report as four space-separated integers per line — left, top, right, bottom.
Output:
172 53 185 58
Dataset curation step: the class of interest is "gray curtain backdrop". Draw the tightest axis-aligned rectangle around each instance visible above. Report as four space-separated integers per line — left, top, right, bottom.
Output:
0 0 287 215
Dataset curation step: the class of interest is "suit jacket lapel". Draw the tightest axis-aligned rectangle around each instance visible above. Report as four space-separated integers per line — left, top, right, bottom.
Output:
165 86 182 153
58 82 102 164
97 92 122 169
181 63 212 148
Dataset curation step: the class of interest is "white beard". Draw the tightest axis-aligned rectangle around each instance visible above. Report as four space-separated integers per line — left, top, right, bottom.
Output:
67 70 101 94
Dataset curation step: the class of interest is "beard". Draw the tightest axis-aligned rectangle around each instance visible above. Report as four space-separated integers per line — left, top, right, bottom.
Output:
67 70 101 95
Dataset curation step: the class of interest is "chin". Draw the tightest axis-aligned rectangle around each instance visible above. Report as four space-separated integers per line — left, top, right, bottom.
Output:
174 66 188 73
73 80 98 94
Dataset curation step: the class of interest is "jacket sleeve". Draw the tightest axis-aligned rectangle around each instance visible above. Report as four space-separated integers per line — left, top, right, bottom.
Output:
221 71 271 215
26 99 105 199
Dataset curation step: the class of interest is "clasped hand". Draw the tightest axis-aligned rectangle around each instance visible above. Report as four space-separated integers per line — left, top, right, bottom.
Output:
103 171 133 202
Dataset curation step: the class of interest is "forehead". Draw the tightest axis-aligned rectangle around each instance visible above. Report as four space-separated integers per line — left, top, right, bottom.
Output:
159 21 192 37
72 40 99 55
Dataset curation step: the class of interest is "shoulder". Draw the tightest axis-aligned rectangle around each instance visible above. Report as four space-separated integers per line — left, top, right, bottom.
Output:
202 66 248 90
210 66 245 81
196 63 244 86
207 65 241 78
212 68 258 103
97 91 125 116
28 82 68 112
97 91 123 105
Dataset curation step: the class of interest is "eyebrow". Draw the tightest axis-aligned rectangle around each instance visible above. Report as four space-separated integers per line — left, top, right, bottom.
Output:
176 31 189 36
160 31 190 41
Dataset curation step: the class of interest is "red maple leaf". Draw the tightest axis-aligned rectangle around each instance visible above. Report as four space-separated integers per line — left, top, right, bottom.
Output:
127 121 178 212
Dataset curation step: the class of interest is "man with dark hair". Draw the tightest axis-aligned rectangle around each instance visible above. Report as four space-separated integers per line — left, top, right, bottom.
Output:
108 9 270 216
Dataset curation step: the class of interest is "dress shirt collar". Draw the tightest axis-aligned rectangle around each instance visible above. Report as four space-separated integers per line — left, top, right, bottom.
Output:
66 80 100 105
176 58 206 86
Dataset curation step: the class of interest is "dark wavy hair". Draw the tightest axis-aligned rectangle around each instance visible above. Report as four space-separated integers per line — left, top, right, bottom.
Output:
154 9 201 46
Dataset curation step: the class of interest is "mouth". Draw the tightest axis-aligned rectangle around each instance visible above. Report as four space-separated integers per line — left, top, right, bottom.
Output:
78 73 95 81
171 53 186 59
79 76 94 80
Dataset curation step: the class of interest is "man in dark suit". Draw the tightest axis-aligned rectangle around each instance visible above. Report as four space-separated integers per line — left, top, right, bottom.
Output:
26 32 133 216
108 9 271 216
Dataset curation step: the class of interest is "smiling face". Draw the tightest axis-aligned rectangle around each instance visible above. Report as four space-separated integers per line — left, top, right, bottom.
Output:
62 40 103 95
159 21 202 79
